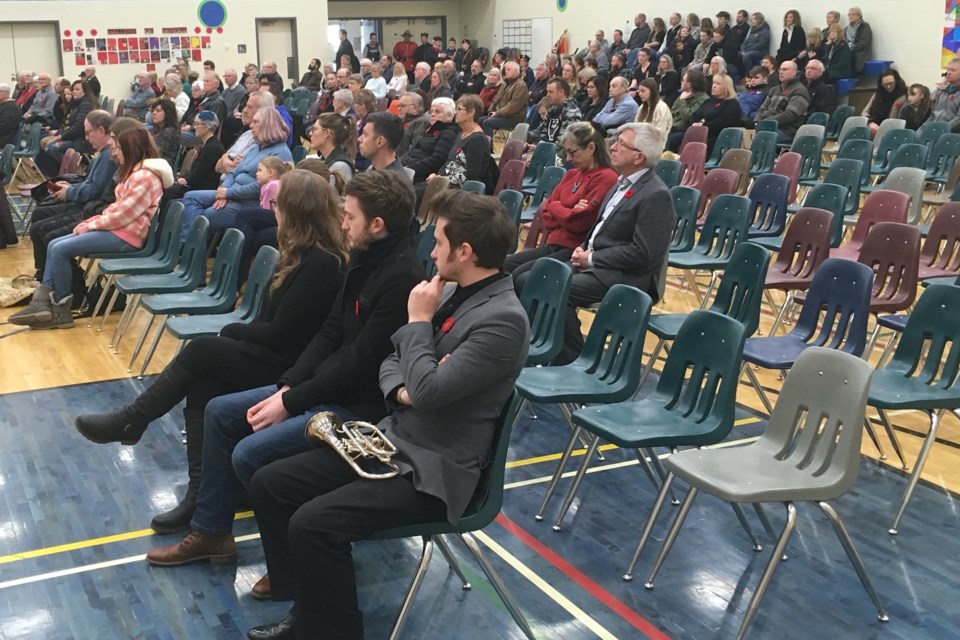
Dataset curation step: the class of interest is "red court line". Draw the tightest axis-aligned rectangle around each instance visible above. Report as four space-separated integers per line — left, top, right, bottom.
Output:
496 513 672 640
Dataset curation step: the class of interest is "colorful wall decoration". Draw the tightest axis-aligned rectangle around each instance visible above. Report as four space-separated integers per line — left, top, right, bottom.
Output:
945 0 960 65
62 26 220 70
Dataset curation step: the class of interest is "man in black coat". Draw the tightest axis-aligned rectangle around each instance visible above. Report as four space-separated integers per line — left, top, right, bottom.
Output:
142 170 425 568
804 60 838 115
336 29 360 72
414 32 438 69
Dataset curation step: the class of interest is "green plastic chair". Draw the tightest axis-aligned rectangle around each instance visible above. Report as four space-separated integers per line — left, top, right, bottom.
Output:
519 257 573 366
669 185 702 253
165 245 279 343
868 283 960 535
109 215 211 352
415 224 437 276
755 119 778 133
748 131 778 177
817 137 872 185
864 143 928 189
668 194 752 303
366 392 535 640
497 188 524 231
514 284 653 518
805 111 830 128
924 132 960 184
640 347 886 640
461 180 485 194
655 158 682 187
704 127 744 169
916 121 951 155
521 141 557 192
545 311 748 533
869 128 915 174
641 242 769 387
825 104 855 140
129 227 243 378
519 166 564 222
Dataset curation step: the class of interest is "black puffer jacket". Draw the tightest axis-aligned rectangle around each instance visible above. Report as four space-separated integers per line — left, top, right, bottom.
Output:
400 120 460 183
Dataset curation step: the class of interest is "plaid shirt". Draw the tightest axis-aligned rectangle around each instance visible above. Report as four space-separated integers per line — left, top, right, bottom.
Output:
85 167 162 248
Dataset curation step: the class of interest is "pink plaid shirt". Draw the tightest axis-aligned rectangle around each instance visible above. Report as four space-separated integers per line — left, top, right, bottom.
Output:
85 167 162 248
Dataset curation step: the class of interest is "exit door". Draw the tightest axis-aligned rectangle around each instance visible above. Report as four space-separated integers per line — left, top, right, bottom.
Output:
256 18 299 85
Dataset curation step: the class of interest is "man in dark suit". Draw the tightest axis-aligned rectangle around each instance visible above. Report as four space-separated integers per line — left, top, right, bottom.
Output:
516 122 675 364
245 189 529 639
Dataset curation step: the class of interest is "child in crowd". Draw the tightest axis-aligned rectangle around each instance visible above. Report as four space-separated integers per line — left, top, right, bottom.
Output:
257 156 292 210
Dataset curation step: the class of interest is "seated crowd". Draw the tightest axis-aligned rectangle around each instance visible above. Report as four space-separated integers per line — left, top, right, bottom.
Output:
0 8 957 639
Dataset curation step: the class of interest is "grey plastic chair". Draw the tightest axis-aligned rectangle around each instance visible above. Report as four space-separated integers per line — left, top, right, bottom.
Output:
872 118 906 154
636 347 887 640
823 116 869 155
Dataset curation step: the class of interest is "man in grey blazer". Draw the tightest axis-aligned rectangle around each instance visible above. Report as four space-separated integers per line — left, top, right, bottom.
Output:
246 189 530 640
517 122 675 364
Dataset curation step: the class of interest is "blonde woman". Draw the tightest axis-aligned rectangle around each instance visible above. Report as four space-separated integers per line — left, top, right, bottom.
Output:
388 61 407 96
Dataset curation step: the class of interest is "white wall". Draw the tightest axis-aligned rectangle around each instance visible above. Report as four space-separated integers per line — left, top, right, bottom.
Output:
479 1 944 87
0 0 328 99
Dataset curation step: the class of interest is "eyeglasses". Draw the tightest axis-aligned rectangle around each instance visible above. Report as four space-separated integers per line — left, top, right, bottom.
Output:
456 106 468 111
563 147 582 157
613 137 642 153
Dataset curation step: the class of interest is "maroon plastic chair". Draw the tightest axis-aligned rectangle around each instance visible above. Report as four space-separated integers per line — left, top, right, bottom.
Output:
773 151 801 205
917 202 960 280
495 158 525 196
678 125 709 153
858 221 922 351
522 210 549 249
762 208 833 335
696 168 739 220
678 141 707 190
498 139 525 170
830 190 910 261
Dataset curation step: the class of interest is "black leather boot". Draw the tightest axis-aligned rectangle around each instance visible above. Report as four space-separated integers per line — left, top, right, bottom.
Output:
151 408 204 534
75 361 194 445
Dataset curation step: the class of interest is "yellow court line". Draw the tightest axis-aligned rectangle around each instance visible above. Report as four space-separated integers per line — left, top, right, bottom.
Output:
506 416 761 469
0 511 255 566
473 530 620 640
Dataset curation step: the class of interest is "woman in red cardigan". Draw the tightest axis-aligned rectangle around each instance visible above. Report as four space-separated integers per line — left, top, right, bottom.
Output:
504 120 617 279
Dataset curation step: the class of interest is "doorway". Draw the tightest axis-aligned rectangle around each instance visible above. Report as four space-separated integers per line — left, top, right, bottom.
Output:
255 18 299 86
0 22 62 85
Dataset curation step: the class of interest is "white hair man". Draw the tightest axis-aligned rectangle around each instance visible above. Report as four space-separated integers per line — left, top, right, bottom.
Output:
221 68 246 114
23 72 58 125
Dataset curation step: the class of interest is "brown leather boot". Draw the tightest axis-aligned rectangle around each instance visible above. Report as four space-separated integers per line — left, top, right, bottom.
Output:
251 574 271 600
145 530 237 567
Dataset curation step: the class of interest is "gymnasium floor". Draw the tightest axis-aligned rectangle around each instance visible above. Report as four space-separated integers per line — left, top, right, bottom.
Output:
2 217 960 639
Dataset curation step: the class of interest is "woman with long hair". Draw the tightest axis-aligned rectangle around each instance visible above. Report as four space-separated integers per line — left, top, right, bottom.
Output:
654 55 681 107
149 99 181 166
670 73 743 153
864 69 908 133
40 79 97 167
900 83 932 131
309 111 357 182
776 10 805 64
629 48 655 93
645 17 667 51
823 23 853 82
504 120 617 276
75 169 348 534
635 78 672 140
10 128 174 329
796 27 823 71
388 61 408 97
425 68 453 108
580 76 608 123
178 106 293 241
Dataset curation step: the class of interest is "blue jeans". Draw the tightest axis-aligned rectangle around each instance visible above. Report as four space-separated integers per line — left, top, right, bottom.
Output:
45 139 74 165
43 231 135 301
180 190 260 242
189 384 353 535
741 51 764 74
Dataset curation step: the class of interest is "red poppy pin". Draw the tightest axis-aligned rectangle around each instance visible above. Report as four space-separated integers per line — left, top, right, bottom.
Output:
624 189 635 198
441 317 455 333
355 300 360 316
433 130 440 136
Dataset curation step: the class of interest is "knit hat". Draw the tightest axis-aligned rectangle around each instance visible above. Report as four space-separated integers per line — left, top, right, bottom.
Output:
194 110 220 131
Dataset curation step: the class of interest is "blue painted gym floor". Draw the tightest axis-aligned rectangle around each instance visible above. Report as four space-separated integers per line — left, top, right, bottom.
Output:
0 376 959 639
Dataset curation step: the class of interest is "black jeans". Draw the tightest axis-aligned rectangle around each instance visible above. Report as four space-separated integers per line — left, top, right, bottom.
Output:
249 448 446 640
29 203 84 273
233 207 277 287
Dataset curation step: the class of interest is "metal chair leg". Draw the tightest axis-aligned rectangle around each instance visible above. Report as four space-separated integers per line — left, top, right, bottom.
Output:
890 409 942 535
681 269 703 302
863 321 882 360
435 535 471 590
876 332 899 369
769 291 794 338
127 313 157 371
731 503 763 552
645 447 679 505
459 532 536 640
862 417 887 460
816 501 889 623
387 536 435 640
624 471 675 581
136 316 167 379
534 426 582 522
636 337 666 392
735 502 797 640
743 364 775 414
753 503 787 560
552 434 600 531
97 282 122 331
111 293 141 351
88 274 115 327
645 486 699 589
876 408 908 470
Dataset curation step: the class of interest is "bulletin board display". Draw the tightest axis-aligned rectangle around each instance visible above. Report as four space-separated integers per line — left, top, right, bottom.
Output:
61 24 224 70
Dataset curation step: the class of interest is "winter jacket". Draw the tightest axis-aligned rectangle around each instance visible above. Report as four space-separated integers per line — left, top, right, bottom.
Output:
740 22 771 58
84 158 174 248
755 79 810 136
540 167 618 248
221 140 294 202
401 120 460 182
490 77 530 120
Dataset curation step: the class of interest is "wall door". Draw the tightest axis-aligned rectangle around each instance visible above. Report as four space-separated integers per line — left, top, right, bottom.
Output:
328 19 378 65
256 18 299 84
0 22 62 85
